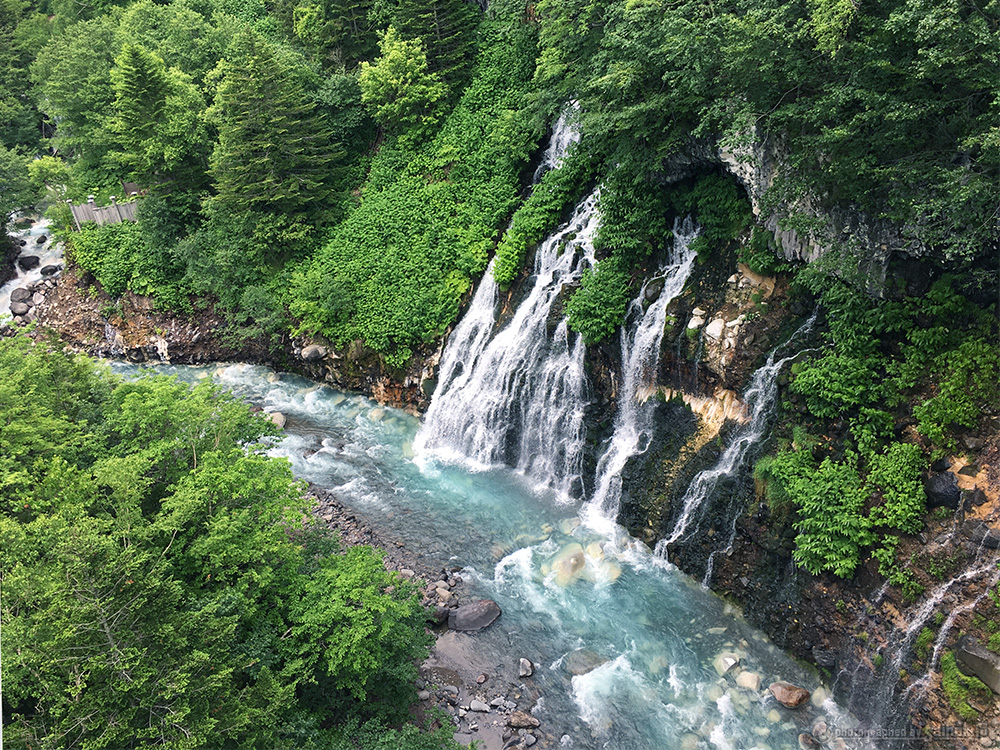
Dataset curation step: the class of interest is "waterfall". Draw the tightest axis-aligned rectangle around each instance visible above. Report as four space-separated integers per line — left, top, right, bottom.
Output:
533 104 580 182
582 219 699 529
655 311 818 554
416 190 599 497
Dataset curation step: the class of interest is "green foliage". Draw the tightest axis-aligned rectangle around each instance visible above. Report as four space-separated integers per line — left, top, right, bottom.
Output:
756 449 873 577
867 442 926 535
941 651 990 723
666 173 752 245
208 30 343 223
0 335 441 747
915 626 936 660
566 260 630 345
0 144 33 224
358 26 447 141
740 226 792 276
291 4 541 360
789 352 880 418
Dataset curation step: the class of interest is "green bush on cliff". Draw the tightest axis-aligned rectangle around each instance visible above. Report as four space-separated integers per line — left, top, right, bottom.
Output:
566 260 631 345
867 442 926 535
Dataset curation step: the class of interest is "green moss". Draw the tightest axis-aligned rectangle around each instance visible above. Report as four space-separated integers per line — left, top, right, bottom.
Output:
941 651 990 723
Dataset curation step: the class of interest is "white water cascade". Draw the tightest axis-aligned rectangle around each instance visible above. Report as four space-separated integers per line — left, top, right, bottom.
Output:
655 311 818 554
415 190 599 497
582 219 699 531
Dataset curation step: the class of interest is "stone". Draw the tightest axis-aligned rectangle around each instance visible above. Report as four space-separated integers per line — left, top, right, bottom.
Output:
32 292 45 305
490 697 504 707
524 734 537 746
40 264 60 277
766 710 782 723
564 649 609 676
519 658 534 677
688 316 705 329
713 652 740 676
956 635 1000 693
17 255 39 271
811 646 837 668
35 234 46 244
727 274 738 283
810 685 829 706
9 302 29 316
300 344 327 361
437 588 453 602
769 682 810 708
963 435 984 451
961 520 1000 550
692 307 707 317
736 670 761 691
399 568 415 578
477 674 488 684
811 720 831 742
969 488 989 507
469 700 489 712
550 542 586 586
449 599 501 631
267 412 286 429
925 472 961 509
417 690 431 701
705 318 726 340
508 711 540 729
798 733 822 750
9 287 30 302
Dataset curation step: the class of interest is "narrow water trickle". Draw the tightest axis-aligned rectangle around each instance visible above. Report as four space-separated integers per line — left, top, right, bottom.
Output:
582 218 699 530
655 310 819 555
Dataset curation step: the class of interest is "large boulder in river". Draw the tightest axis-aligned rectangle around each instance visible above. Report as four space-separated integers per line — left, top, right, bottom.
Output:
17 255 40 271
925 472 960 509
10 302 29 316
448 599 501 632
956 636 1000 693
300 344 327 361
769 681 811 708
10 287 30 302
549 542 586 586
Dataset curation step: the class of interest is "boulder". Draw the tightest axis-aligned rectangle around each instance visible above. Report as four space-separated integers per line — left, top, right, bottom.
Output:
17 255 39 271
961 520 1000 550
35 234 47 245
550 542 586 586
968 488 989 507
9 302 29 316
267 412 286 429
713 652 741 676
9 287 30 302
32 292 44 305
563 649 609 676
519 658 534 677
40 264 60 277
469 700 489 712
768 681 810 708
811 646 837 668
705 318 726 340
736 670 761 691
925 472 960 509
301 344 327 361
956 636 1000 693
508 711 540 729
448 599 501 632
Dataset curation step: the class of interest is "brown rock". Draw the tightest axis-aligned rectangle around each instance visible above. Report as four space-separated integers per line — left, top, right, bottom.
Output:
769 681 810 708
508 711 540 729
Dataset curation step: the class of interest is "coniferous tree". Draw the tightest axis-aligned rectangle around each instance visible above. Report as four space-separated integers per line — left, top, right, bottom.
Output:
392 0 478 88
207 30 342 223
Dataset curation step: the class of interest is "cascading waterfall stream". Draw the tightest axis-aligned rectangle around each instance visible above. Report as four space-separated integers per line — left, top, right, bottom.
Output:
655 310 819 554
582 218 699 530
416 191 598 496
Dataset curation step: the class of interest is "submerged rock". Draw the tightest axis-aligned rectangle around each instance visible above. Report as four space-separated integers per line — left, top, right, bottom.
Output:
768 681 810 708
564 649 609 676
713 652 740 676
449 599 501 632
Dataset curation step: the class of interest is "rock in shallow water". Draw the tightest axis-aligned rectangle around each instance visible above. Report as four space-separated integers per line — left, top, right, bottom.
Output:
519 658 534 677
448 599 501 632
769 681 810 708
508 711 540 729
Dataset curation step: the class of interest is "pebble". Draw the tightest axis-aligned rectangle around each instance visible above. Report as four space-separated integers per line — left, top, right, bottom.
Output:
524 735 537 746
490 697 505 708
519 658 534 677
477 674 488 684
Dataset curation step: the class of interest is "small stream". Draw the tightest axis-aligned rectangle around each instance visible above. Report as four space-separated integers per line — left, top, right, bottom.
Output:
112 361 859 749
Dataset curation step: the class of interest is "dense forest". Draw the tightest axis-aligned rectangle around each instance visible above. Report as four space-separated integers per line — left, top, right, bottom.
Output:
1 0 999 740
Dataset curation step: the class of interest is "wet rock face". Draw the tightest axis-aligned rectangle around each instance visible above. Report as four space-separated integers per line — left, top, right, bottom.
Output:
925 472 961 508
956 635 1000 694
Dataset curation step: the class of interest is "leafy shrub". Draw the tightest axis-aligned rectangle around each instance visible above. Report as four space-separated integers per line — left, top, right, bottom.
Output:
789 352 880 418
868 442 925 535
565 260 631 345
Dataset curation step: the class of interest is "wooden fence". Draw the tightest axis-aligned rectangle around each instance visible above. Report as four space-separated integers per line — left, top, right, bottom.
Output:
68 195 139 231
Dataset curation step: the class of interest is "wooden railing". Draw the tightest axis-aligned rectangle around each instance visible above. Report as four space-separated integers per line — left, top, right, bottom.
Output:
68 194 138 231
